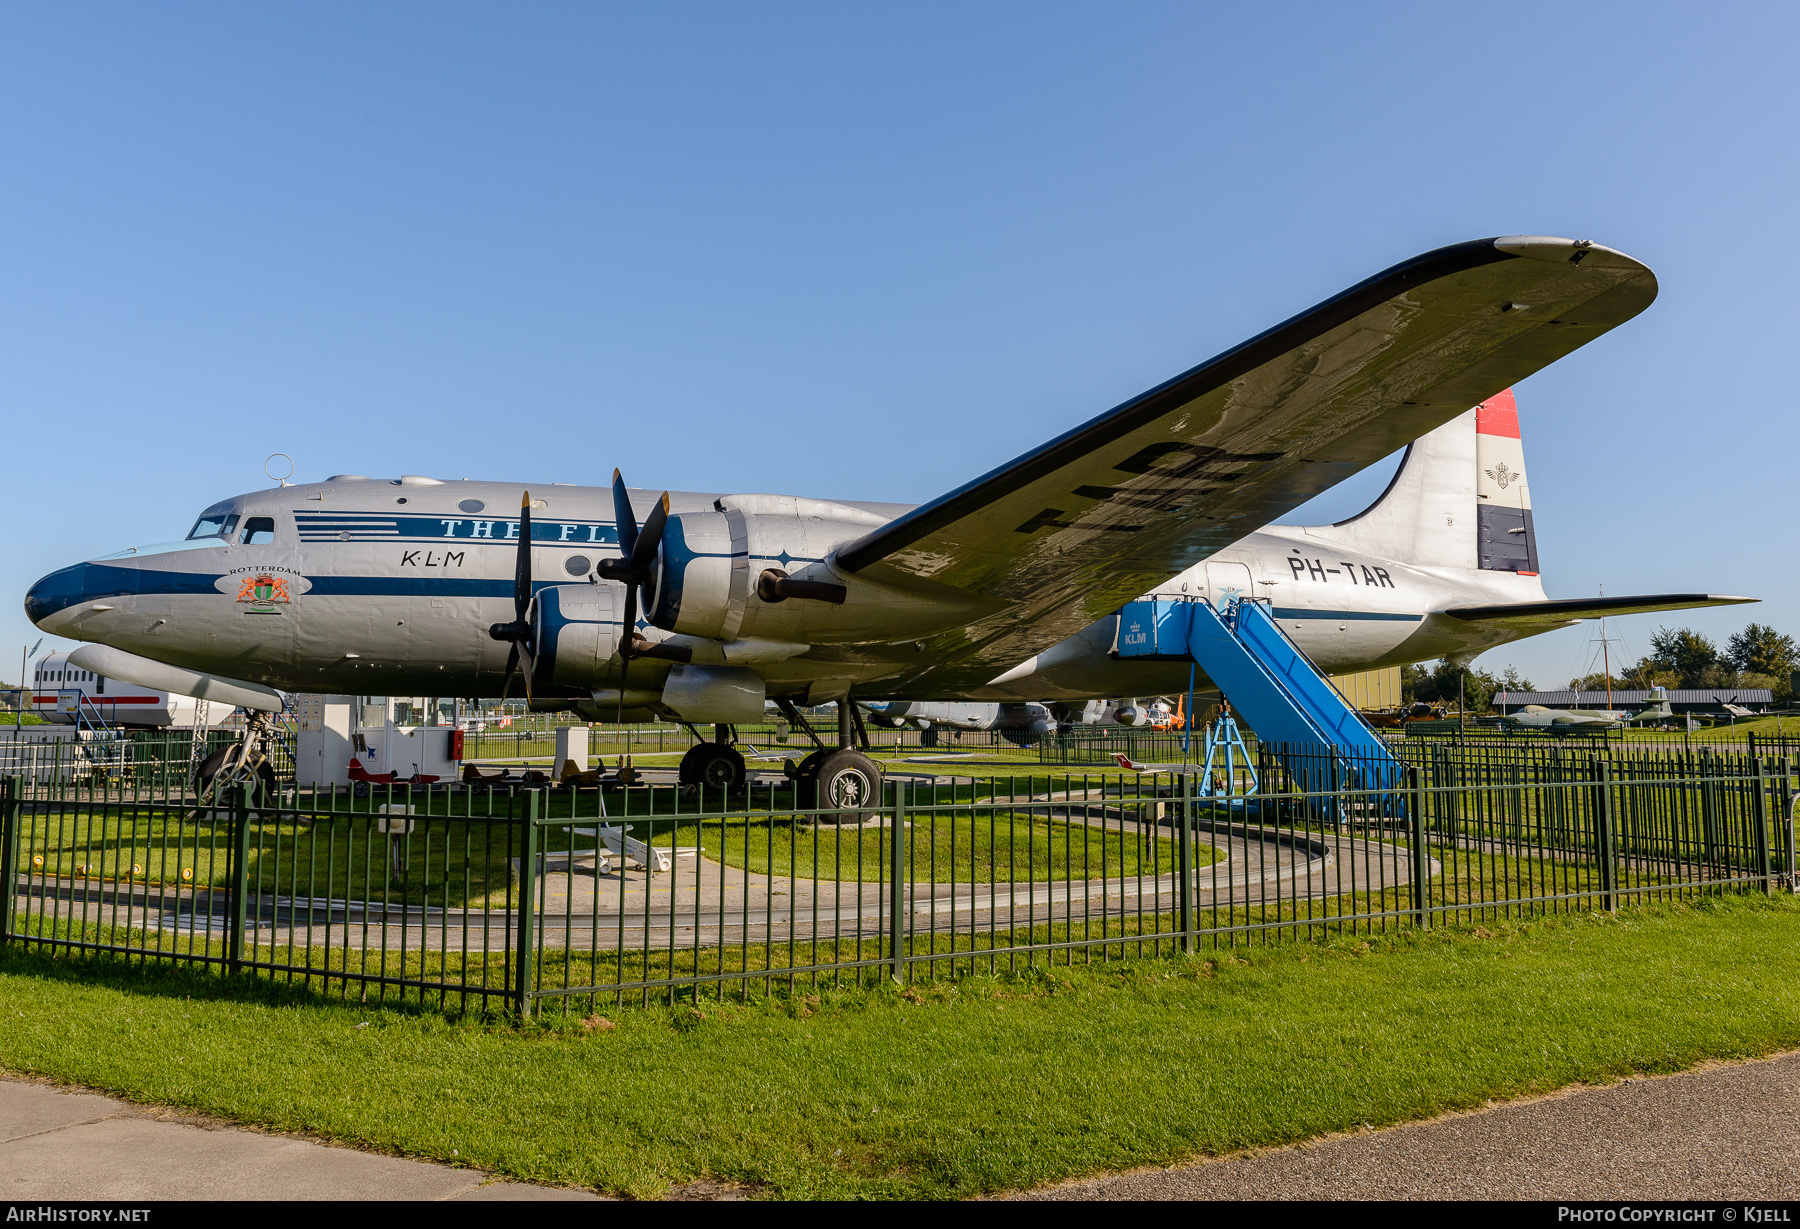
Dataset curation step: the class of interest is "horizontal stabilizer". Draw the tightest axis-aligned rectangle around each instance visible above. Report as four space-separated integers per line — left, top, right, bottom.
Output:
1442 593 1756 631
67 644 285 712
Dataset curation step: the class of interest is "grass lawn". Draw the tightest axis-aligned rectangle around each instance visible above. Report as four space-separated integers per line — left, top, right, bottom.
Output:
1 893 1797 1199
1618 712 1799 744
13 809 522 907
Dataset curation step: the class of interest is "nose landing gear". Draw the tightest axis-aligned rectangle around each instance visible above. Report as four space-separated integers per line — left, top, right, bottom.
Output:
191 711 282 817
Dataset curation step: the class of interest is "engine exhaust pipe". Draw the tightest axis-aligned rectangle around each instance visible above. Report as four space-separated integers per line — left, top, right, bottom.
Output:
757 568 847 605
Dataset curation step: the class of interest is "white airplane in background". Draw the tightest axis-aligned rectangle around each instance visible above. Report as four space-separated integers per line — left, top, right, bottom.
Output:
863 700 1058 740
1499 706 1627 730
26 236 1753 806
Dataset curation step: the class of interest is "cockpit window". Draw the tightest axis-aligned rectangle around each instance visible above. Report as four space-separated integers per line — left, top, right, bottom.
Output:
187 513 240 541
241 516 276 545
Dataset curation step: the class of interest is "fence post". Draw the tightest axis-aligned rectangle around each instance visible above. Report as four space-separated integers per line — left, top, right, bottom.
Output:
1784 758 1796 893
889 782 907 981
1593 758 1617 912
227 781 252 974
1407 765 1427 928
0 777 17 945
1178 771 1193 952
1753 757 1772 895
515 790 539 1019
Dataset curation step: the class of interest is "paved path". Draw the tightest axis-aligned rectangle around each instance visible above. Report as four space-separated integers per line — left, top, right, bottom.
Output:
1014 1050 1800 1201
0 1077 603 1201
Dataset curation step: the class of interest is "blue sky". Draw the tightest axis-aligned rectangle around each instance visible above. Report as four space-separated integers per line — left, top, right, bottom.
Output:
3 2 1793 691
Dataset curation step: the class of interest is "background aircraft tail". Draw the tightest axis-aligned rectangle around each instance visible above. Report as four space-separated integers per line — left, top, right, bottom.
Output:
1297 389 1537 575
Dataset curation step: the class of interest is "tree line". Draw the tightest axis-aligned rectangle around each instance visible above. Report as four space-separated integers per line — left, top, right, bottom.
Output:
1401 622 1796 712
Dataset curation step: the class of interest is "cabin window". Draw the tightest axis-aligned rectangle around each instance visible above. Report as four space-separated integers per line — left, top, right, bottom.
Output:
187 513 241 541
241 516 277 545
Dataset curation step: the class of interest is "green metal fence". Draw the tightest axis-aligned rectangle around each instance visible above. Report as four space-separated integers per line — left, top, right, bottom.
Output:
0 729 249 796
0 741 1790 1018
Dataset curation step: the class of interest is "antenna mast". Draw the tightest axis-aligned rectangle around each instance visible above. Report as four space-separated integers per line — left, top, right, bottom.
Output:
1597 584 1614 712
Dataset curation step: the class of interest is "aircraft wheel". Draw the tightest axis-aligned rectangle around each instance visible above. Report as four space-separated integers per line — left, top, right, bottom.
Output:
784 749 830 782
679 742 745 791
799 750 883 819
194 748 279 808
194 746 233 795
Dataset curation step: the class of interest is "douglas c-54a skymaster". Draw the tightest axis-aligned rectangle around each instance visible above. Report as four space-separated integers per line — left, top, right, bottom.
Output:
25 236 1751 806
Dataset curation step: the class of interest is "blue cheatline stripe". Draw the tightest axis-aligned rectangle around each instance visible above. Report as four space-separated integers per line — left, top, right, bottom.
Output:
89 567 565 600
84 566 215 598
309 577 515 597
295 512 622 546
1269 608 1422 622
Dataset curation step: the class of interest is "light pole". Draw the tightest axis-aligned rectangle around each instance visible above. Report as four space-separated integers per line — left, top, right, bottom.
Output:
17 639 42 732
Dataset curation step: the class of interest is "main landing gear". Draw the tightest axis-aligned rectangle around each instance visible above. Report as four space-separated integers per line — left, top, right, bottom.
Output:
673 701 886 816
782 697 884 818
678 725 747 791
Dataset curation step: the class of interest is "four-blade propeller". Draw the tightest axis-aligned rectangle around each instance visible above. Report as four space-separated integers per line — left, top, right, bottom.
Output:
486 492 537 701
596 469 683 661
490 475 689 703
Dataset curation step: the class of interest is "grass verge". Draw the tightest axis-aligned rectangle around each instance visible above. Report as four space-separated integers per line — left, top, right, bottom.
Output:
2 894 1798 1199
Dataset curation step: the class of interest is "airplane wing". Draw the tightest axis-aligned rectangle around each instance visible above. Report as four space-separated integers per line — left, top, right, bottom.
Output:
1441 593 1756 633
837 236 1658 690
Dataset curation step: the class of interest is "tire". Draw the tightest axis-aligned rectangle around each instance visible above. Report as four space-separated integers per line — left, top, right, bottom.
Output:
679 742 746 791
194 747 233 794
194 747 279 808
785 749 830 781
799 750 882 818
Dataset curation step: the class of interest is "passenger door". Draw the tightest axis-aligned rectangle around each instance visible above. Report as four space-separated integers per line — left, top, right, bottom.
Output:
1204 561 1255 607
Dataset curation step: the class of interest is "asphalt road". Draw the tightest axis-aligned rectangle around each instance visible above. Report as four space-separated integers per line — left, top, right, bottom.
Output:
1014 1050 1800 1201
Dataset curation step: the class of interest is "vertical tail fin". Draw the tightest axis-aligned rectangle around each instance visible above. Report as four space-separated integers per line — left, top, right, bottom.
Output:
1474 390 1538 575
1298 388 1539 576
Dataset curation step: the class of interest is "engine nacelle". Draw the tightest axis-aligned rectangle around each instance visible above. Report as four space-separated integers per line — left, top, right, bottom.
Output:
646 493 989 645
531 583 624 690
660 664 766 724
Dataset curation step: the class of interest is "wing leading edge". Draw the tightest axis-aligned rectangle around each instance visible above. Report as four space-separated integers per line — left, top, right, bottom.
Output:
839 236 1659 691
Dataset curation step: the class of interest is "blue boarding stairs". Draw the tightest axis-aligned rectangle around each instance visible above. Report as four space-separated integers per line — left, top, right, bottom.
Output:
1115 596 1406 821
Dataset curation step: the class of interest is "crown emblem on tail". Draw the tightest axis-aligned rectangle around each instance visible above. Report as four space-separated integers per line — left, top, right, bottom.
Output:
1485 462 1518 490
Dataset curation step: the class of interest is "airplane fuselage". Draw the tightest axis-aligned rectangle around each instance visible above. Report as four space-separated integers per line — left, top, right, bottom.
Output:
25 473 1549 715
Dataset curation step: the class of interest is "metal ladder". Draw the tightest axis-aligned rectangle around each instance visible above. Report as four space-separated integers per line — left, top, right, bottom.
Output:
185 698 215 789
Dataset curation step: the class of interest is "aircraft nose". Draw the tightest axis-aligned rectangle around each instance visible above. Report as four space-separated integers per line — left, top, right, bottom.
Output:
24 563 89 628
